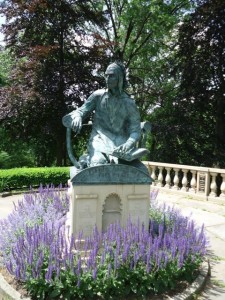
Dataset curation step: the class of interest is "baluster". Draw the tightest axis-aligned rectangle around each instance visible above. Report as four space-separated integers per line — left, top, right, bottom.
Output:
172 168 179 190
189 170 197 193
219 174 225 198
157 167 164 187
181 169 188 191
165 168 171 188
209 173 217 197
150 166 156 186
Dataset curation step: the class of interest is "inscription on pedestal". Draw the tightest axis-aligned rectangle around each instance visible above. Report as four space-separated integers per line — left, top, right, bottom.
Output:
76 199 97 236
71 164 152 185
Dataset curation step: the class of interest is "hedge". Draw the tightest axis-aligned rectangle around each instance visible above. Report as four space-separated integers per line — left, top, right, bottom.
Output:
0 167 70 192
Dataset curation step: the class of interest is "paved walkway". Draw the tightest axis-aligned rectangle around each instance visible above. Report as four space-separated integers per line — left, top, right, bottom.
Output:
156 191 225 300
0 194 24 220
1 191 225 299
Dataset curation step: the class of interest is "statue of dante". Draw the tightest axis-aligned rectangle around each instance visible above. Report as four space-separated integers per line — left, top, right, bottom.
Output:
62 62 149 171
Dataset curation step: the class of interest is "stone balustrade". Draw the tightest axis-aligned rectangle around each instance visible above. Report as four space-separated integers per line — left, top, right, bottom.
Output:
143 161 225 202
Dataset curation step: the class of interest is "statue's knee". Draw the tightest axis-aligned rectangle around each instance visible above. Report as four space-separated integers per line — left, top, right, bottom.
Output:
90 153 107 166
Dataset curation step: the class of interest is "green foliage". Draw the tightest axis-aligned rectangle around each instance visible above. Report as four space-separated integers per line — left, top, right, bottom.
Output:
25 258 200 299
0 127 36 168
0 151 10 169
0 48 14 86
0 150 36 169
93 0 194 118
170 0 225 167
0 0 106 166
0 167 69 191
2 0 223 167
0 0 197 168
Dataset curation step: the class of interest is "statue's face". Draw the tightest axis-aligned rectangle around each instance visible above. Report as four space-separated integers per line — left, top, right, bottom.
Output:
105 66 119 90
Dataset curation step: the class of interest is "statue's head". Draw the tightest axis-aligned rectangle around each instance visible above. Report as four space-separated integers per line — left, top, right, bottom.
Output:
105 62 128 94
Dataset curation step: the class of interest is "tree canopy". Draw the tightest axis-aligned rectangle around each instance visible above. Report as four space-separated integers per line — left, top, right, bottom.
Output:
0 0 224 168
0 0 107 165
90 0 194 117
174 0 225 167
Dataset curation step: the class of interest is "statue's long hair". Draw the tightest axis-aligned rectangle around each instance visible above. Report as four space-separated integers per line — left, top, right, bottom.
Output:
106 62 128 94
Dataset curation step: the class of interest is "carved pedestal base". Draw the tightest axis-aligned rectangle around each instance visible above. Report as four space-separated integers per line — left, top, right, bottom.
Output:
67 164 152 237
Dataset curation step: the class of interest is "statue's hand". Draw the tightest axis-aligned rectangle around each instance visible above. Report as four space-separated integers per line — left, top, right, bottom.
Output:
115 140 134 154
71 116 82 134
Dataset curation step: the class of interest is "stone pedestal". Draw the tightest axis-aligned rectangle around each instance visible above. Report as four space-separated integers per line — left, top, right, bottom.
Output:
67 164 152 237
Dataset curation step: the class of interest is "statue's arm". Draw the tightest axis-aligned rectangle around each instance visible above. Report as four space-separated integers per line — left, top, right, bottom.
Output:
62 92 97 133
72 92 97 119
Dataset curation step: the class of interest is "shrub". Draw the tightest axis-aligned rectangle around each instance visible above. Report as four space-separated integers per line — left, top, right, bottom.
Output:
0 150 35 169
0 167 70 191
0 127 36 169
0 151 11 169
0 188 207 299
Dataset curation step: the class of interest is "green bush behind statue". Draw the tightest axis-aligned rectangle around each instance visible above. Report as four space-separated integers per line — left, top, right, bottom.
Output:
0 167 69 192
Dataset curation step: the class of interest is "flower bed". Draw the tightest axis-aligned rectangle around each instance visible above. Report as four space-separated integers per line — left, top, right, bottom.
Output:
0 187 207 299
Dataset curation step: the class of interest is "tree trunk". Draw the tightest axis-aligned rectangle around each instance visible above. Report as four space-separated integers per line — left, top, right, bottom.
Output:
56 132 66 166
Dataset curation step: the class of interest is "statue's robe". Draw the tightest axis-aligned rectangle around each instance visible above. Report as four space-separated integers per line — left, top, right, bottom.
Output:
69 89 141 166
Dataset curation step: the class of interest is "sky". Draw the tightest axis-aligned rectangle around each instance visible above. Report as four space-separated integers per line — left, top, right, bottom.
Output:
0 14 5 45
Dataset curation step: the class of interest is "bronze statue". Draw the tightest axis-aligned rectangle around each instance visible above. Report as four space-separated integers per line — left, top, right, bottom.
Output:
62 62 149 171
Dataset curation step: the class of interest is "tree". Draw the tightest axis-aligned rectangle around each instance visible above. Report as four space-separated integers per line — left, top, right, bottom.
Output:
0 0 197 166
0 0 106 166
174 0 225 167
88 0 199 165
0 50 35 168
90 0 194 118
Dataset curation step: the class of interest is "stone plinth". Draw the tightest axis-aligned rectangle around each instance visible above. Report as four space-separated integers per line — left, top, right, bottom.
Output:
67 164 152 237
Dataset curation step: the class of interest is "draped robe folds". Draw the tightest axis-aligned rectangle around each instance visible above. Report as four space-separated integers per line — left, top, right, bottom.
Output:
69 89 141 166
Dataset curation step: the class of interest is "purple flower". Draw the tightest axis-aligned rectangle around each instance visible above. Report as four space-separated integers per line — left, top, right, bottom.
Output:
0 185 207 293
92 267 97 280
